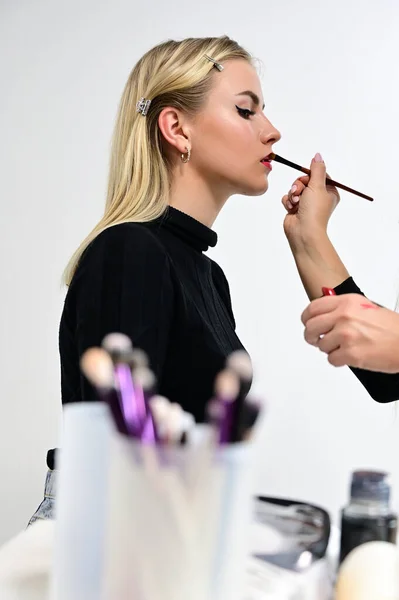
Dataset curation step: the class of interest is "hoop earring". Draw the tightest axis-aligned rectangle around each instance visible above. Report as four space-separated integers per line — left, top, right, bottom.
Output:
181 147 191 163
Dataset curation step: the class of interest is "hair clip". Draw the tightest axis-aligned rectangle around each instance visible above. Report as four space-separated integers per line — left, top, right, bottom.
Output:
136 97 151 116
204 55 224 72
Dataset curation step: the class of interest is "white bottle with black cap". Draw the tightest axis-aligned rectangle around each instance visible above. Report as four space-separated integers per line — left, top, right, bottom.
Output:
339 470 398 565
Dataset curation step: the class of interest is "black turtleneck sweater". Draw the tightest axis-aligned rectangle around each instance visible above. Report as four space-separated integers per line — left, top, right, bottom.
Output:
58 206 245 423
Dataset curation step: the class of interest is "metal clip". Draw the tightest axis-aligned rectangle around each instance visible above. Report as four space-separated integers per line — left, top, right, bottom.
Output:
204 55 224 72
136 97 151 116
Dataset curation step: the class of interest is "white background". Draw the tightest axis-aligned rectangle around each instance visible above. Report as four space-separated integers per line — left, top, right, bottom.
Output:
1 0 399 545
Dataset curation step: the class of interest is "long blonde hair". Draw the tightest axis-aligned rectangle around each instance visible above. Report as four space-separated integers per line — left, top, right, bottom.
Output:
63 36 251 285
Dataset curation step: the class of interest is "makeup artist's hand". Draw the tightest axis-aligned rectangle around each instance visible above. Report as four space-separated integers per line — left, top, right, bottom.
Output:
301 293 399 373
282 153 340 248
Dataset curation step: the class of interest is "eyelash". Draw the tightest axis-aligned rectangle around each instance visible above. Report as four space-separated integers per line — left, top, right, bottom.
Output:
235 105 256 119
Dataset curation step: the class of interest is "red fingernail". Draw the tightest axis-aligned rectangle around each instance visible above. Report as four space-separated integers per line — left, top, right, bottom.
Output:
322 287 336 296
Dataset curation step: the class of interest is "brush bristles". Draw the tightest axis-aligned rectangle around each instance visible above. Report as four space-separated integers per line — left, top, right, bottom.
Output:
102 333 132 354
226 351 253 381
148 396 195 443
149 395 169 418
167 403 184 443
214 369 240 400
133 366 156 391
80 347 114 390
181 412 195 433
130 348 149 369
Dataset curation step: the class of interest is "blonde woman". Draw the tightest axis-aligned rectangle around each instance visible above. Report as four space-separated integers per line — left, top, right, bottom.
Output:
59 36 281 419
29 35 282 524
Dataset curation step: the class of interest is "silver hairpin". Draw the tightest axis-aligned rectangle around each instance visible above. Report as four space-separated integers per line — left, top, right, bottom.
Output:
136 97 151 116
204 55 224 72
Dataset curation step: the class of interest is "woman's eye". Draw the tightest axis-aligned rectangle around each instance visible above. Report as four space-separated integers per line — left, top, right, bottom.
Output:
235 105 255 119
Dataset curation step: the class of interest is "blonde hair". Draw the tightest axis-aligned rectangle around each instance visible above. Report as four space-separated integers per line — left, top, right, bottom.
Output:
63 36 252 285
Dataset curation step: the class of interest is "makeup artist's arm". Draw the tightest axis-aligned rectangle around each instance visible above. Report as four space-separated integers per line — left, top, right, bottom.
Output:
282 153 399 402
70 224 175 401
282 153 350 299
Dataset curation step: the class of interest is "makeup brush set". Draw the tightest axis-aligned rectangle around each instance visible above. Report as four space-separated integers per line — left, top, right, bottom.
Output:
51 334 263 600
80 333 260 447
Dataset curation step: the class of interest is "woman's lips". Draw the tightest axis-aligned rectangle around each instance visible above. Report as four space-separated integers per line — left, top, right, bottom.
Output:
261 160 272 170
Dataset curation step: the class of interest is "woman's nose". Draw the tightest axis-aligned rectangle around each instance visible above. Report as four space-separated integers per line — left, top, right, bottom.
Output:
260 118 281 145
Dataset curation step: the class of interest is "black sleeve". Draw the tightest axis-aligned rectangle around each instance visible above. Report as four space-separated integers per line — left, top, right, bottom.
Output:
71 224 175 400
334 276 399 403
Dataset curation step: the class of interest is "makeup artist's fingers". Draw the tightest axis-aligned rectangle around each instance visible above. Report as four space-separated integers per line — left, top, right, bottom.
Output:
289 179 305 193
309 153 327 189
303 313 337 345
326 348 347 368
288 177 308 195
317 329 341 355
288 181 305 206
293 175 310 188
288 168 339 213
301 296 339 326
285 176 311 210
282 194 295 212
283 154 342 243
310 157 339 200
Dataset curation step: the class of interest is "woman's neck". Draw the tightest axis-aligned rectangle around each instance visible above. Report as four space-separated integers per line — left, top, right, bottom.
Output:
169 168 229 227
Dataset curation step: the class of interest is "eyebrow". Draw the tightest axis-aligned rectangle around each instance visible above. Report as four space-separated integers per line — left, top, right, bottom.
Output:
235 90 265 110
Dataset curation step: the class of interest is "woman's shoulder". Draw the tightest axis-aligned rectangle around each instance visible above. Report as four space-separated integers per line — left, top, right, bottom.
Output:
70 223 170 288
89 222 167 255
80 222 170 267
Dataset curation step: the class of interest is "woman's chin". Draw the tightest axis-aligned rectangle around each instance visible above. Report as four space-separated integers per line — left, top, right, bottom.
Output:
241 179 269 197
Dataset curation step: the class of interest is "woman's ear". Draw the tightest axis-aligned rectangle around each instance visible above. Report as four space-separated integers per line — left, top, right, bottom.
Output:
158 107 191 155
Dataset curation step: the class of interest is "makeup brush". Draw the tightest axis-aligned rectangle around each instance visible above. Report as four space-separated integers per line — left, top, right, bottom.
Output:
165 403 187 445
133 365 157 394
130 348 149 369
149 395 195 445
133 366 157 443
226 351 253 398
178 412 196 445
270 153 373 202
80 347 115 390
148 395 170 439
80 347 128 435
238 397 263 441
101 333 140 436
102 334 149 373
225 351 254 442
160 403 195 446
210 369 241 444
101 332 132 361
